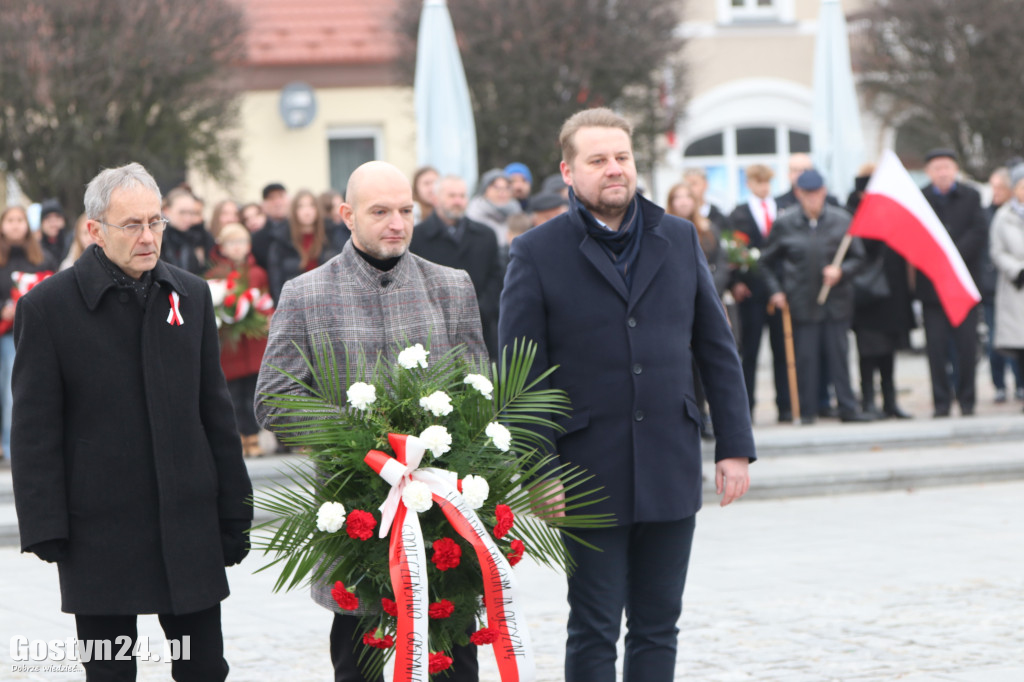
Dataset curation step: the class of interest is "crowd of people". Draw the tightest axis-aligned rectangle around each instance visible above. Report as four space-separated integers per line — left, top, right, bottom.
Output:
666 150 1024 431
2 147 1022 466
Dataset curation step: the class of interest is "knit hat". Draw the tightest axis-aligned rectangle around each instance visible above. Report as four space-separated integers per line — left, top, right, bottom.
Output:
1010 164 1024 190
504 162 532 184
39 198 64 221
476 168 507 196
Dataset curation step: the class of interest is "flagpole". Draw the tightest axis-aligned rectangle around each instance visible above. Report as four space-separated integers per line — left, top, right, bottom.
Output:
816 233 853 305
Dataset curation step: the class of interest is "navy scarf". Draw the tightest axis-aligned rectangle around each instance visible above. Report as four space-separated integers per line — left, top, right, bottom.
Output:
571 188 644 289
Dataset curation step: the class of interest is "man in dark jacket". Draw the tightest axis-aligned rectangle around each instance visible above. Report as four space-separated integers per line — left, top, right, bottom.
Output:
160 187 214 275
38 198 72 264
499 108 754 682
410 175 505 359
918 148 988 417
12 162 252 681
728 163 792 422
760 169 872 424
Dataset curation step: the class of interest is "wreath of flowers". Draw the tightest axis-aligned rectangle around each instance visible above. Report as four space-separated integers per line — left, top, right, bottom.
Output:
206 270 274 349
254 338 612 679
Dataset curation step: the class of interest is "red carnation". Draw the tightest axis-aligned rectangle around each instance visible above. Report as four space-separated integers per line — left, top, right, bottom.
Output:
507 538 525 566
494 504 515 539
431 537 462 571
470 628 499 646
346 509 377 541
362 629 394 649
381 597 398 617
330 581 359 611
428 599 455 619
224 292 237 307
428 652 453 674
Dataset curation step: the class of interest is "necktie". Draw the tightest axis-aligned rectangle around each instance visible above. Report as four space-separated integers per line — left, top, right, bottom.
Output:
761 200 772 236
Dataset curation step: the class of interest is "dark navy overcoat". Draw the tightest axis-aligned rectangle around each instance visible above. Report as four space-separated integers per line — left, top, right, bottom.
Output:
498 195 756 524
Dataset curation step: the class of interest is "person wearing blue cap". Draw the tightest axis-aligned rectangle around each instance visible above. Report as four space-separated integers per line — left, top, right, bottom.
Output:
760 169 874 424
504 162 532 210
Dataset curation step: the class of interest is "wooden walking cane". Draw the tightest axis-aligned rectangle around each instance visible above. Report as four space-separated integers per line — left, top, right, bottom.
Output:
817 233 854 305
768 300 800 423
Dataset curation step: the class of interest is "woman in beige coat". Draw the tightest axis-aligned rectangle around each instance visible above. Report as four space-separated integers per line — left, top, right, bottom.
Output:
990 164 1024 401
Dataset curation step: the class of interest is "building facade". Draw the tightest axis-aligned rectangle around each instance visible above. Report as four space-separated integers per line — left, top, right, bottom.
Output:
188 0 416 205
655 0 878 211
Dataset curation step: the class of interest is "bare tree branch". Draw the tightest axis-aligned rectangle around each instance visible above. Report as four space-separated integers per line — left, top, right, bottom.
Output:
0 0 246 214
393 0 688 182
854 0 1024 177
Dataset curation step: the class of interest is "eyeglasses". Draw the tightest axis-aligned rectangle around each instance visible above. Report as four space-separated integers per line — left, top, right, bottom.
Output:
96 218 169 236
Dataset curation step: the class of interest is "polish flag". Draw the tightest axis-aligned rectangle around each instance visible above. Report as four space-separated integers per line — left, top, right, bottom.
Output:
847 149 981 327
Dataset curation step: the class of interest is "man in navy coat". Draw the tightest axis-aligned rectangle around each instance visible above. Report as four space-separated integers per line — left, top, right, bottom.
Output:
499 108 755 682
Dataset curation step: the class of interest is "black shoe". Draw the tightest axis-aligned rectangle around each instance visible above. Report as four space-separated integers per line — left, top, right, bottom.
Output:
840 411 875 423
884 406 913 420
800 416 817 425
960 405 975 417
818 406 840 419
778 411 793 424
932 409 950 418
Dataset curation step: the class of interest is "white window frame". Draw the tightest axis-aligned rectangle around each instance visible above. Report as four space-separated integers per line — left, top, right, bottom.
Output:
716 0 795 25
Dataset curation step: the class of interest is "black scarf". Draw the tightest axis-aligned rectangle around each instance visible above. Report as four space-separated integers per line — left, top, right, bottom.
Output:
572 188 644 289
93 247 153 307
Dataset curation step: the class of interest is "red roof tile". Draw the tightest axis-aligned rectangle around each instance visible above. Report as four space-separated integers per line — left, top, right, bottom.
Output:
237 0 400 66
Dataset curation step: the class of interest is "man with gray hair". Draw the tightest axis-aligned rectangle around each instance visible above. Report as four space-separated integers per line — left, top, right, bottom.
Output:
12 162 252 681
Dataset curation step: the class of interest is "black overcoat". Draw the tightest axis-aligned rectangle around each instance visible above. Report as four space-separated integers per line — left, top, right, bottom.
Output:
11 246 252 615
410 213 506 359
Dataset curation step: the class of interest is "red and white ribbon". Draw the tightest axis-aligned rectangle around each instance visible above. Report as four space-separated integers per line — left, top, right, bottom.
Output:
364 434 535 682
166 291 184 326
11 270 53 297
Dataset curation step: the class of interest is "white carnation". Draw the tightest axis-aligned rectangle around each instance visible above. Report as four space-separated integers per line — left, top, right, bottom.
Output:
397 343 430 369
402 480 433 513
485 422 512 452
419 425 453 457
460 474 490 509
346 382 377 411
207 279 228 307
749 247 761 260
463 374 493 400
419 391 454 417
315 501 347 533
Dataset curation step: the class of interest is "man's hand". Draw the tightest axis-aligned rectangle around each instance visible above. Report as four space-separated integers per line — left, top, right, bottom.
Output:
715 458 750 507
730 281 752 303
822 264 843 287
1 302 15 322
528 478 566 519
768 292 788 311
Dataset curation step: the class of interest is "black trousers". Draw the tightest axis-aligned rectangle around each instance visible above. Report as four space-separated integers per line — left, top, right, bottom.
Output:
922 303 978 413
564 517 696 682
792 319 859 418
330 614 478 682
859 352 898 411
227 374 259 436
74 604 227 681
738 297 790 415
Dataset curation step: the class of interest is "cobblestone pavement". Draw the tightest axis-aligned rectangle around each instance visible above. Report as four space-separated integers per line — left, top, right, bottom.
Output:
4 480 1022 681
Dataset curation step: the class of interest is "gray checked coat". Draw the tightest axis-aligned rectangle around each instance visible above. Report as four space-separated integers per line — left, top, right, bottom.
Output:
254 240 487 613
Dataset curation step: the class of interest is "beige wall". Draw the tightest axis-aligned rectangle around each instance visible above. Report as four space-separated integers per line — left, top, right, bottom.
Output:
189 85 416 207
